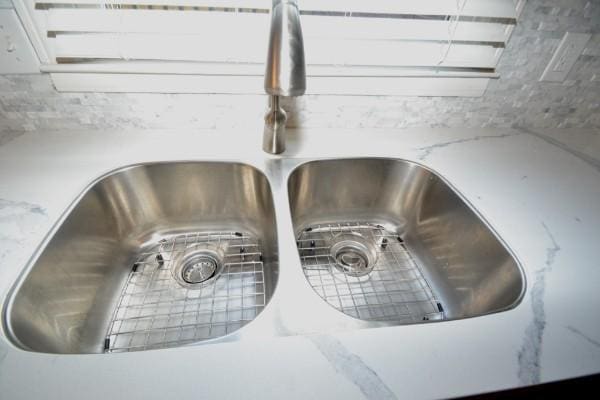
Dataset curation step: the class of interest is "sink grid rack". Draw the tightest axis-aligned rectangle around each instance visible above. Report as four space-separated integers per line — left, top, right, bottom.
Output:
104 231 266 353
297 222 445 323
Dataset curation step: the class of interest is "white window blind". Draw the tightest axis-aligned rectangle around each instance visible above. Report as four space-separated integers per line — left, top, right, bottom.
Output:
17 0 526 95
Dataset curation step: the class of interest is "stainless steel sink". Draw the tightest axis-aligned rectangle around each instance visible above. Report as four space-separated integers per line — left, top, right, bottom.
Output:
5 162 278 354
288 158 525 323
4 157 525 355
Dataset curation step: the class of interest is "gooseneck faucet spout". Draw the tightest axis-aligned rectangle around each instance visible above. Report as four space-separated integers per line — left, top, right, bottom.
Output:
263 0 306 154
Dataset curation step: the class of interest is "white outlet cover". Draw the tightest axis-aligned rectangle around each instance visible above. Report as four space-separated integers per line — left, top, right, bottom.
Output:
540 32 591 82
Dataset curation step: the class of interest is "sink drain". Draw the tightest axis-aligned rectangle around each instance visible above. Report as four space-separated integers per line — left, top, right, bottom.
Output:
171 243 225 289
330 232 378 277
181 256 218 284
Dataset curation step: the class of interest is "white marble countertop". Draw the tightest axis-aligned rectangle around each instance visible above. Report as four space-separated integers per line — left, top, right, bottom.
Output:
1 126 599 399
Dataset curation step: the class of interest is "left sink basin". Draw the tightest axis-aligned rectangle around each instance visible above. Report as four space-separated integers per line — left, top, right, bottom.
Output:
4 162 278 354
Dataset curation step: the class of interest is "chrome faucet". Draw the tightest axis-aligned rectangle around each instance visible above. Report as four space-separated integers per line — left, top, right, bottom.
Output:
263 0 306 154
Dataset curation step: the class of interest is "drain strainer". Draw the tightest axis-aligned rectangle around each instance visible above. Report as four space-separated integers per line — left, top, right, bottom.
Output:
329 232 378 277
182 256 218 284
171 243 225 288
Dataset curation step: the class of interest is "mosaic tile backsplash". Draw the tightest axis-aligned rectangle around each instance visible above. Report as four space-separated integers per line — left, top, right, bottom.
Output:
1 0 599 145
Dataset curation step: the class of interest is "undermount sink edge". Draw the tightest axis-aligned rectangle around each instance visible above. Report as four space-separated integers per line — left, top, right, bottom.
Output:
3 157 526 355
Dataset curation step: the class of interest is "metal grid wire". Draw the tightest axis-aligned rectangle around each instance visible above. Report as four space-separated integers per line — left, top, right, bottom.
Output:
297 222 444 323
105 231 265 353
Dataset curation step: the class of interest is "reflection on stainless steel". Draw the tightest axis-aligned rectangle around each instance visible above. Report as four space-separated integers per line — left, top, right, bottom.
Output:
263 0 306 154
4 158 525 355
288 159 525 321
5 162 278 354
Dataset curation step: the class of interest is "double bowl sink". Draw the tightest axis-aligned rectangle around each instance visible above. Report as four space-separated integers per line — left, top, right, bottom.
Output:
3 158 525 354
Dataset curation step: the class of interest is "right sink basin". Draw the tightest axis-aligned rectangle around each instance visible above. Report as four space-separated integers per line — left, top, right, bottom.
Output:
288 158 525 324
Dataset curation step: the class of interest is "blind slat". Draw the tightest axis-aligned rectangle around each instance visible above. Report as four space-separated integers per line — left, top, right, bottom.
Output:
46 9 510 43
36 0 518 19
41 62 500 78
54 33 501 68
49 72 491 96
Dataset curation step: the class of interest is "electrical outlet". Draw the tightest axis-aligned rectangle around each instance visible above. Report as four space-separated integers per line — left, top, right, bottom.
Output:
540 32 591 82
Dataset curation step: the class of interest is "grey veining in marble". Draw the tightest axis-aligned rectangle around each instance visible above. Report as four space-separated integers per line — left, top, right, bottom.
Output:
0 198 46 234
415 132 520 160
518 222 561 385
566 326 600 349
309 335 397 400
0 198 47 263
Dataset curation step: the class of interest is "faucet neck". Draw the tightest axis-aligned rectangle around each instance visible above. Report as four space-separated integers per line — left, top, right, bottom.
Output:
270 94 280 110
263 95 288 155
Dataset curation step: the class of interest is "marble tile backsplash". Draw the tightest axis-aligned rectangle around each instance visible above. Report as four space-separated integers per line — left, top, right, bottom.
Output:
1 0 599 145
